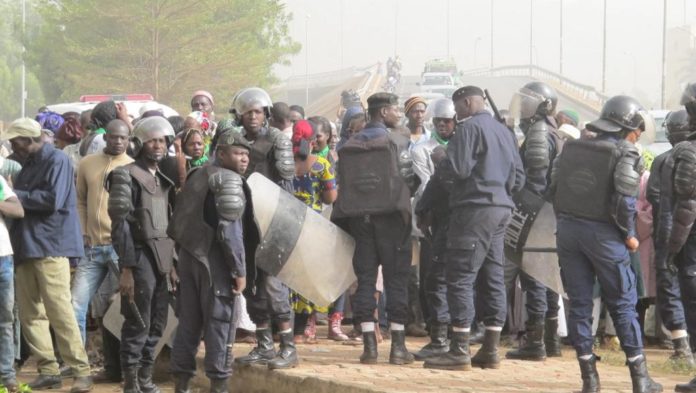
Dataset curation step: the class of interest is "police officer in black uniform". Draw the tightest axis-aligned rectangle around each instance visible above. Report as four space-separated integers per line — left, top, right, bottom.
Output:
550 96 661 393
424 86 525 371
169 132 253 393
107 117 177 393
507 81 565 361
332 92 419 365
231 87 299 370
647 109 695 368
661 83 696 393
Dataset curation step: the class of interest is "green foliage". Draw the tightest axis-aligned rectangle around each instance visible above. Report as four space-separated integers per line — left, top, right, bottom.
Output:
28 0 299 112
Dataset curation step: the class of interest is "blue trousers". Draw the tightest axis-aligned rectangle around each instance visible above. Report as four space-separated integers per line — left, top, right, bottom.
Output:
675 234 696 347
520 272 560 321
0 256 15 383
445 206 510 328
557 216 643 358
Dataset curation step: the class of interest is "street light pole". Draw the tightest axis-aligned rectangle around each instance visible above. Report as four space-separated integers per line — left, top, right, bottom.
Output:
559 0 563 75
474 36 483 69
490 0 494 69
305 13 310 107
21 0 26 118
446 0 450 59
602 0 607 93
661 0 667 108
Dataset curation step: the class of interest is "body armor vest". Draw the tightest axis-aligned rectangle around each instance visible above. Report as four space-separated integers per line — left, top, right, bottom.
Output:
245 133 274 179
127 163 175 274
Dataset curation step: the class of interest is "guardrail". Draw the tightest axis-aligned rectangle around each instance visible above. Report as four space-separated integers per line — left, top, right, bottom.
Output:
284 64 380 90
463 64 608 113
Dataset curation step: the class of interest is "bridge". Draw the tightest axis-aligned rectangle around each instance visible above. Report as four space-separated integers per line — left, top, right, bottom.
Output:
276 63 604 125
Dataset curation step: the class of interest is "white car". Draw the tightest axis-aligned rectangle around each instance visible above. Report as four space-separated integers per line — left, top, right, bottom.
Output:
419 72 457 98
46 94 179 119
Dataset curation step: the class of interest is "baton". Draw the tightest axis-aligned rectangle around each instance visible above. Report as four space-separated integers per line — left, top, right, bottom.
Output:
108 262 147 330
522 247 557 253
484 89 504 124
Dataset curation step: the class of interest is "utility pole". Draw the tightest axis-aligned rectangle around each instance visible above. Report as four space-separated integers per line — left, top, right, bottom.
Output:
602 0 607 93
529 0 533 76
446 0 450 59
305 13 310 107
21 0 26 118
490 0 494 69
559 0 564 75
662 0 667 108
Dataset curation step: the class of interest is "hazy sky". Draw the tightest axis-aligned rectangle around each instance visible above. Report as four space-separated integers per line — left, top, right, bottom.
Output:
279 0 696 108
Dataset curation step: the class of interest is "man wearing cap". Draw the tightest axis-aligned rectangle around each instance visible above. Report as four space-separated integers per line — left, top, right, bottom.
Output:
332 92 419 365
425 86 525 371
5 118 93 392
404 96 430 148
551 96 661 392
107 117 177 393
169 132 253 393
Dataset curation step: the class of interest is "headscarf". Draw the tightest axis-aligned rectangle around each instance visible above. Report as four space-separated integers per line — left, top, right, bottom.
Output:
35 111 65 134
292 120 314 159
338 106 364 150
191 90 214 106
187 111 212 134
55 117 84 145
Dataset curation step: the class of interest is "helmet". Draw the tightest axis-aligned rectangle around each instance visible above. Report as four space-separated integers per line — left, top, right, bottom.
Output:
681 83 696 117
131 116 174 156
665 109 690 145
586 95 647 133
231 87 273 121
517 82 558 120
341 89 362 109
428 98 455 119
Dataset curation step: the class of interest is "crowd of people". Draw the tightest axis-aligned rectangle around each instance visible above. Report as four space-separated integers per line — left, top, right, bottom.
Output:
2 75 696 393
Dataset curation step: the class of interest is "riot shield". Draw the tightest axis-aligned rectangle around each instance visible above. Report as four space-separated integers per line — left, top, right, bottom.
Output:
247 173 357 307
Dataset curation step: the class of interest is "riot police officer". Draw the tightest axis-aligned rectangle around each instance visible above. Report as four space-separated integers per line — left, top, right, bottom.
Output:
550 96 661 393
332 92 419 365
231 88 299 370
411 98 456 360
664 83 696 393
507 81 564 361
169 132 253 393
646 109 694 368
107 117 177 393
424 86 525 371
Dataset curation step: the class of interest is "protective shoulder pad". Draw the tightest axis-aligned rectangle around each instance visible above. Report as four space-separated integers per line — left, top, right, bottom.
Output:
673 141 696 199
613 142 642 196
208 169 246 221
524 120 550 171
273 132 295 180
107 167 133 220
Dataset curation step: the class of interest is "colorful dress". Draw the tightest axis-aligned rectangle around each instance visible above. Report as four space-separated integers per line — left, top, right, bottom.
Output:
290 155 336 314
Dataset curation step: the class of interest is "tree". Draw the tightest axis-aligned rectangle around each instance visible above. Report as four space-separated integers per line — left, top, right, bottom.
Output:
28 0 299 112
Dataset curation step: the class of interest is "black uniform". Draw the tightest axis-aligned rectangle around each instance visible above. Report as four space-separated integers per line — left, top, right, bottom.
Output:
169 165 252 381
109 160 175 371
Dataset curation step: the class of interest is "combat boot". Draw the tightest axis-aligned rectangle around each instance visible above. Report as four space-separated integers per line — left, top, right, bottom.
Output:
424 331 471 370
234 329 276 366
137 366 159 393
267 331 299 370
122 368 140 393
627 356 663 393
672 337 696 368
173 374 190 393
414 323 450 360
360 331 379 364
389 330 415 365
676 376 696 392
209 378 228 393
471 329 501 369
578 355 601 393
544 317 562 357
506 319 546 361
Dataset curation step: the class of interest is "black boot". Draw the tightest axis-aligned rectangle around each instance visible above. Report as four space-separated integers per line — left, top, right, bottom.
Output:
672 337 696 368
137 366 159 393
424 331 471 370
360 331 379 364
414 324 449 361
209 378 228 393
544 318 562 357
506 318 546 361
472 329 501 369
28 375 62 390
122 368 140 393
676 376 696 392
173 374 190 393
469 322 485 345
390 330 415 365
578 355 601 393
235 329 276 366
267 331 299 370
627 356 663 393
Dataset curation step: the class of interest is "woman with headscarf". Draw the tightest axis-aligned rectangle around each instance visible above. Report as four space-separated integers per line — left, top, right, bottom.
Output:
289 120 339 343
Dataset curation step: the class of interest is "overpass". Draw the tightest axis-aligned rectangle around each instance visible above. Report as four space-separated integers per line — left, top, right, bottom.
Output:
276 63 604 124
